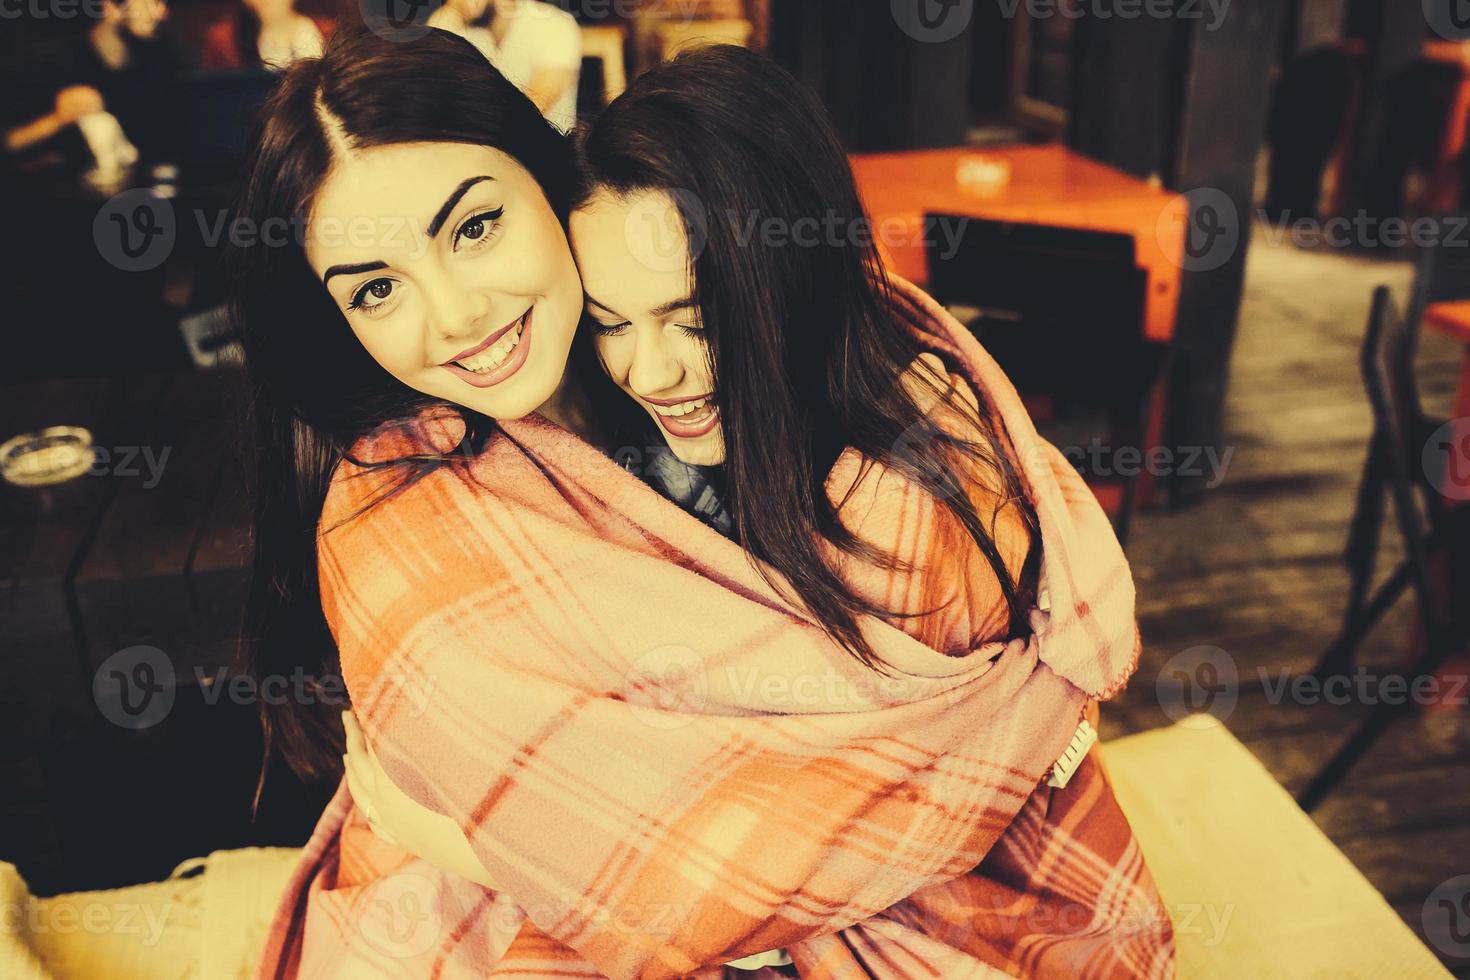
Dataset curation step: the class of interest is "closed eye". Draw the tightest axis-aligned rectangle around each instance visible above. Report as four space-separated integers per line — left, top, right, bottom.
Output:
590 319 630 337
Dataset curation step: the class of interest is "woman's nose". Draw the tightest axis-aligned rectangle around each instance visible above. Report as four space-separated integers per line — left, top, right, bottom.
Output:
423 271 493 344
627 327 682 395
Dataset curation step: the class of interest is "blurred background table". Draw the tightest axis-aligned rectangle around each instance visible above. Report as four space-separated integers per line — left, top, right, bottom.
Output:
852 143 1187 527
0 367 327 895
851 143 1186 343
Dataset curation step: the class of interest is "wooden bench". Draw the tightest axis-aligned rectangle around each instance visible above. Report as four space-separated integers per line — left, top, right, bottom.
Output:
1103 714 1451 978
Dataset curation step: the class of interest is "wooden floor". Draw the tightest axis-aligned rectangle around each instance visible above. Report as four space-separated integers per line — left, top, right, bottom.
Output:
1098 225 1470 975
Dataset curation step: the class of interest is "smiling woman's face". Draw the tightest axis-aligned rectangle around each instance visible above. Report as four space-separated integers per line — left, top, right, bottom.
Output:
305 142 582 422
570 188 726 466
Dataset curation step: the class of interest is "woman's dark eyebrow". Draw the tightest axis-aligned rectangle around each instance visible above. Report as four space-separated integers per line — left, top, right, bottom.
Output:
321 176 496 285
426 175 496 238
586 293 696 319
323 260 388 286
649 295 698 318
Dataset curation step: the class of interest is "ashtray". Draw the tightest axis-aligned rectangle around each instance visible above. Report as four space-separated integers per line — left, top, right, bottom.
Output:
956 154 1012 192
0 426 96 487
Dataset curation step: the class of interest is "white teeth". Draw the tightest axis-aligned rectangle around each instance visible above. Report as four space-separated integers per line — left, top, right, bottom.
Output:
456 322 522 373
651 397 711 418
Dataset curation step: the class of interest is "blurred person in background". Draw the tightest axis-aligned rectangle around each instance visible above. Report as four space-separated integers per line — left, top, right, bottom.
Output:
428 0 581 132
203 0 324 72
0 0 188 168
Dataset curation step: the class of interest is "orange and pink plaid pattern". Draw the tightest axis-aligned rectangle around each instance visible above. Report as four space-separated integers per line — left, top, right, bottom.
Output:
255 278 1173 979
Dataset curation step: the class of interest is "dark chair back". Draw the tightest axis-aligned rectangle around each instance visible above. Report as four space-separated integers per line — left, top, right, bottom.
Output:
1298 286 1466 811
1360 286 1454 634
1362 286 1433 514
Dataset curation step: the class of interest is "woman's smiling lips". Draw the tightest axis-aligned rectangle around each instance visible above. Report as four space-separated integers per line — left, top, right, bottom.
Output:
441 308 534 388
641 392 719 439
442 310 526 364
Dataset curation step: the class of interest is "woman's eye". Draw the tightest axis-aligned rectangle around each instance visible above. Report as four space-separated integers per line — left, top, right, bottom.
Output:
348 277 396 313
676 323 705 339
591 320 630 337
454 207 505 251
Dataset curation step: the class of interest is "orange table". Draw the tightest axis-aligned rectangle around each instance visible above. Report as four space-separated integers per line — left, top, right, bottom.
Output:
849 144 1187 342
851 144 1186 514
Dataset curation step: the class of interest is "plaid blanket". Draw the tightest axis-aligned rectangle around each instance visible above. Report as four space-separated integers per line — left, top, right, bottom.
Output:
255 278 1173 979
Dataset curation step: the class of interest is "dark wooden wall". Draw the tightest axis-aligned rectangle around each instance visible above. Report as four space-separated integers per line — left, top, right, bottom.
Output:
1071 0 1288 504
771 0 972 152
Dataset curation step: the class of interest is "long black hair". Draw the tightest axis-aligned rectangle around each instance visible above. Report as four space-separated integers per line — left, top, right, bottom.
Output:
230 26 575 794
574 45 1040 671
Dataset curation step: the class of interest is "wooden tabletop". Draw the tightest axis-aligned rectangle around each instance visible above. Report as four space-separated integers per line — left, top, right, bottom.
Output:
850 143 1187 342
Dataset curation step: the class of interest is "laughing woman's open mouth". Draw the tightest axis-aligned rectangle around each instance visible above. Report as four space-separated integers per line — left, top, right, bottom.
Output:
644 392 719 439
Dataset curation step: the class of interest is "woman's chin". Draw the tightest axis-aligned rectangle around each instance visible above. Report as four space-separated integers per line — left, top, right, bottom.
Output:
412 365 553 422
664 435 726 468
464 370 562 421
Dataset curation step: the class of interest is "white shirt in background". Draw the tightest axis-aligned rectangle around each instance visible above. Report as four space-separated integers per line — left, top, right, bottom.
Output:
258 17 324 72
459 1 582 133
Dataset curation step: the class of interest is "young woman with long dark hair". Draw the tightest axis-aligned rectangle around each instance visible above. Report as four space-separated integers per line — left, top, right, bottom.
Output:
233 23 587 795
568 44 1041 669
323 42 1173 980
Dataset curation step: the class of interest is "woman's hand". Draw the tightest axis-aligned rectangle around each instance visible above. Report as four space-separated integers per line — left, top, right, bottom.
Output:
341 710 501 889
